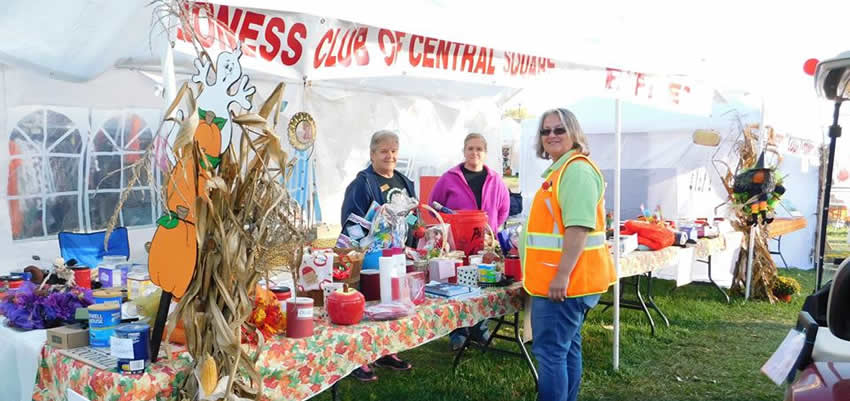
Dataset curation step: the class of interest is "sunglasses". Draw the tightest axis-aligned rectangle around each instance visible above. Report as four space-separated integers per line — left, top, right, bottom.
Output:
539 127 567 136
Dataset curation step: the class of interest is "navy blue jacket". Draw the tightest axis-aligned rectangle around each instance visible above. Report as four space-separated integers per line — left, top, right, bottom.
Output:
340 165 416 226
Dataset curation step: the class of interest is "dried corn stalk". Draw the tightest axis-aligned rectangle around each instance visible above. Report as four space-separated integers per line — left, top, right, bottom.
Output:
102 2 310 400
722 124 779 301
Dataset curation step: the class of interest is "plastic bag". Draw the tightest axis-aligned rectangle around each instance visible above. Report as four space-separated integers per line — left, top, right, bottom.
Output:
364 301 415 321
362 195 419 251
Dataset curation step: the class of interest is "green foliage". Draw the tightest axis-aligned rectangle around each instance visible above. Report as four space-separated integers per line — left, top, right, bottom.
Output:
772 275 802 296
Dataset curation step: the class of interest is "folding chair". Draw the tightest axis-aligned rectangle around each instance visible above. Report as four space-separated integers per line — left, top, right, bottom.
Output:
57 227 130 268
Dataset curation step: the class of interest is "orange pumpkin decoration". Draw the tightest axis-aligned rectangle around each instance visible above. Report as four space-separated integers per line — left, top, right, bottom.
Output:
149 118 223 299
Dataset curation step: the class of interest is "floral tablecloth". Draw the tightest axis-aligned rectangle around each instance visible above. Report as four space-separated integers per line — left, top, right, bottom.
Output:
693 235 728 260
32 284 524 401
618 246 681 278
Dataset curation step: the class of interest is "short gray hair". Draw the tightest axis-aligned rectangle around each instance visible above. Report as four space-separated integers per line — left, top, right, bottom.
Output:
463 133 487 151
370 130 399 152
535 108 590 159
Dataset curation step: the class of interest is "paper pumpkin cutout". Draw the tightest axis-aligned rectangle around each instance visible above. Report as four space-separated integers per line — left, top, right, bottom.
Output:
148 45 256 299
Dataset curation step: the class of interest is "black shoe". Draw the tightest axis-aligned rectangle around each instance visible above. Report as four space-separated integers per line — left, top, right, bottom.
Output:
351 367 378 382
374 355 413 371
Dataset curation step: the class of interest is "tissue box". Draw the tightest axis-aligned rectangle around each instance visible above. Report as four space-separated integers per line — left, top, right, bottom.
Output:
478 264 501 283
680 225 699 242
428 258 456 283
617 234 638 255
456 266 478 287
99 264 129 288
47 325 89 349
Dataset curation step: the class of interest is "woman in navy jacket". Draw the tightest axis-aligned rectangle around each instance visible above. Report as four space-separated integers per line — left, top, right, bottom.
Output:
340 130 415 382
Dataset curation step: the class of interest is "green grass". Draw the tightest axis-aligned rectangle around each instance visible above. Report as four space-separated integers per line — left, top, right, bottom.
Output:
328 269 815 401
827 225 849 257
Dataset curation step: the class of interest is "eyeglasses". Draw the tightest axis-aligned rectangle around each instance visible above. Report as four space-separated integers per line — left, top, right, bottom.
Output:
539 127 567 136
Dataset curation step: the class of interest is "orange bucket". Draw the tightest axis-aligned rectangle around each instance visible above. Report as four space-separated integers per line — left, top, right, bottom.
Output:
441 210 489 256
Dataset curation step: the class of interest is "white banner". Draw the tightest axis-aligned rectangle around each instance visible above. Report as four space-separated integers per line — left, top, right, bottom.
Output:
173 2 560 87
173 2 713 114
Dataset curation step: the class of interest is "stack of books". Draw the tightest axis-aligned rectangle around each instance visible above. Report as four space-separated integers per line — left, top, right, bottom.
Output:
424 282 480 299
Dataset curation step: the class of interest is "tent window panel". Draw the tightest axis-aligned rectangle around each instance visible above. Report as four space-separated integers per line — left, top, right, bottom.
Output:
45 195 80 235
48 128 83 154
9 197 44 240
88 192 120 230
121 189 153 227
88 155 121 190
10 129 41 156
14 111 45 152
123 115 152 151
122 154 149 187
8 156 44 196
92 126 119 152
47 156 80 193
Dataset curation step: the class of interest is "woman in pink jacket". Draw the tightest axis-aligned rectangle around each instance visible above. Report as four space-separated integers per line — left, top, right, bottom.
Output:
428 133 510 349
429 133 510 230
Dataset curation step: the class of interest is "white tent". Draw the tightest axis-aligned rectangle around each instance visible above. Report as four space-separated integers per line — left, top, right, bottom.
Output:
1 0 844 386
519 95 821 271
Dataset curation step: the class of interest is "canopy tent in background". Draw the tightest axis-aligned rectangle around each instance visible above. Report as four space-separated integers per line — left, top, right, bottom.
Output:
518 94 821 270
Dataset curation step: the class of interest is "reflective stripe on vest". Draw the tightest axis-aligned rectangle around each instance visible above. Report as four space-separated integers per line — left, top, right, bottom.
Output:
525 231 606 251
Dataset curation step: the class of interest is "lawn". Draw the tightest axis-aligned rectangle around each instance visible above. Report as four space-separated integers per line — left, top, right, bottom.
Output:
328 269 814 401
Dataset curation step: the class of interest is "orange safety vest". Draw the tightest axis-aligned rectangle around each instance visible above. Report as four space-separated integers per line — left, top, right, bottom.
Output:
521 153 617 298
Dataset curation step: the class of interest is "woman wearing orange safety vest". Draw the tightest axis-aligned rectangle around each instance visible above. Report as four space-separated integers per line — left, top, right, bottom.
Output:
521 108 616 401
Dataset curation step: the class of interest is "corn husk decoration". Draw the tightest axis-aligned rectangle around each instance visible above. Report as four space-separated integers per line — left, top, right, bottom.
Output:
719 123 781 301
102 2 309 400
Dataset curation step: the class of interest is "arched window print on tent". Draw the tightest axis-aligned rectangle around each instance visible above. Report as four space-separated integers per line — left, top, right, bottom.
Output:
6 108 162 240
86 112 159 230
8 109 84 240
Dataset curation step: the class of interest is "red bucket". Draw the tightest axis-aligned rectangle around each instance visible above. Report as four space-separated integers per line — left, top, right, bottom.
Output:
504 257 522 281
71 266 91 289
440 210 489 256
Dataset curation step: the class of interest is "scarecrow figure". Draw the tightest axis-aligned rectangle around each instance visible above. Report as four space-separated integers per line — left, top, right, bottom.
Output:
732 151 786 226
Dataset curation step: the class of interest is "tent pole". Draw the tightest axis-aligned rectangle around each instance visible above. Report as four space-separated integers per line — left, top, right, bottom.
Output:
816 101 843 290
745 97 766 300
613 98 622 371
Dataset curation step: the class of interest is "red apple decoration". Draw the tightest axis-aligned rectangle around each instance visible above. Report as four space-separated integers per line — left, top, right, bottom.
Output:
326 284 365 325
413 225 426 239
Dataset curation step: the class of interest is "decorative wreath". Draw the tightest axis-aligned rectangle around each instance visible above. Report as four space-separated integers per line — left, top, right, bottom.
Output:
288 112 317 150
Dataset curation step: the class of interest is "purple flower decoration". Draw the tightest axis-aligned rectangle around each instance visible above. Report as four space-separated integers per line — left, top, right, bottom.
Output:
0 282 94 330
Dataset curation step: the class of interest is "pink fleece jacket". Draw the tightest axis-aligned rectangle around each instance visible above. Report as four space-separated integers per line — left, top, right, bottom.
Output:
428 163 510 230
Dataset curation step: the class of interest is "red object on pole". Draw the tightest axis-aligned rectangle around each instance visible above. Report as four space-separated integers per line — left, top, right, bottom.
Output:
804 58 819 76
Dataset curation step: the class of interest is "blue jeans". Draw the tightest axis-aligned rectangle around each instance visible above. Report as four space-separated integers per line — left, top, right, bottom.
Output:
531 295 599 401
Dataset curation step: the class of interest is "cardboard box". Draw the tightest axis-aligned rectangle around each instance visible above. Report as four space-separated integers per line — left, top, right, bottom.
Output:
47 325 89 349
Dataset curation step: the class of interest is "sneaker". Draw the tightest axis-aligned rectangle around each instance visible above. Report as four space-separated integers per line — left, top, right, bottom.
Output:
374 355 413 371
351 366 378 382
469 320 492 345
